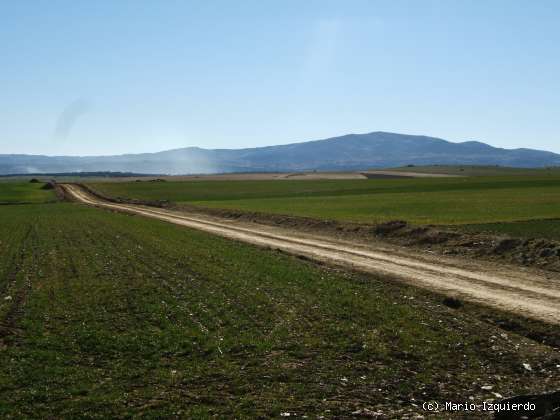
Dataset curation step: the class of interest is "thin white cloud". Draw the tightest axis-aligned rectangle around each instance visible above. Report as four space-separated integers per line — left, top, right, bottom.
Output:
303 18 342 76
53 98 92 140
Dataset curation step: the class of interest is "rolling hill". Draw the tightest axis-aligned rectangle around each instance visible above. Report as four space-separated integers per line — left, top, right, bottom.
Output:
2 132 560 174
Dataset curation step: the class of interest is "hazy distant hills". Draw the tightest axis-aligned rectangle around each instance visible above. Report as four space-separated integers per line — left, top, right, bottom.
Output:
2 132 560 175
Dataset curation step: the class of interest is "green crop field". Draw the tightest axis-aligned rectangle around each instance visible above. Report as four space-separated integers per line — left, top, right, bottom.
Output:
90 175 560 239
90 176 560 206
0 182 56 204
185 185 560 225
1 202 558 417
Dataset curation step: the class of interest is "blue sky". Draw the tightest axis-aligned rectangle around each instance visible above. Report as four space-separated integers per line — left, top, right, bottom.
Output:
1 0 559 155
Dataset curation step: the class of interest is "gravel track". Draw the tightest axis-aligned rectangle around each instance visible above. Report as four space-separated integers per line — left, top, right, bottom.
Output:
63 183 560 325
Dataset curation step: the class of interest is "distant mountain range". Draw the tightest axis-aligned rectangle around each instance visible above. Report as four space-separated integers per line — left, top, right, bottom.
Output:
2 132 560 175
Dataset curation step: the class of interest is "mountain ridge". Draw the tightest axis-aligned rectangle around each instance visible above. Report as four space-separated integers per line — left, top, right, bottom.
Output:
2 131 559 175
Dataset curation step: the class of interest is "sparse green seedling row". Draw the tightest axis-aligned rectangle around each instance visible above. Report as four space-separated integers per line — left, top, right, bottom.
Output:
0 203 558 417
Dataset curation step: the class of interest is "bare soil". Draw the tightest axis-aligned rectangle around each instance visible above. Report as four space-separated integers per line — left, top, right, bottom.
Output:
175 207 560 273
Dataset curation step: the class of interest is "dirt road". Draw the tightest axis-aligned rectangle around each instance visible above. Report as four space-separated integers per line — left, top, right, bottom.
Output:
63 184 560 325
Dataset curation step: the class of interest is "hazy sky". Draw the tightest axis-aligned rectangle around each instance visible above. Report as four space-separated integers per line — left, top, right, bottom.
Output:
1 0 559 156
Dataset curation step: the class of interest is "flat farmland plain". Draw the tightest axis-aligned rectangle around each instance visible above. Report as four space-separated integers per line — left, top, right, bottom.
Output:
90 175 560 239
2 202 559 417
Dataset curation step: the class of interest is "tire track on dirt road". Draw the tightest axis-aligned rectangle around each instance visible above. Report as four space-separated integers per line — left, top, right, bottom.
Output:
62 184 560 325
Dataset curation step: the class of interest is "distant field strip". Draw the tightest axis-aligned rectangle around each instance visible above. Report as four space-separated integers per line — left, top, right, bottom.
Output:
190 186 560 225
90 176 560 225
90 177 560 202
388 165 560 177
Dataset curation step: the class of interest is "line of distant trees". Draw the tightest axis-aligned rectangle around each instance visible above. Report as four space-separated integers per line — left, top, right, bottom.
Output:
4 171 162 178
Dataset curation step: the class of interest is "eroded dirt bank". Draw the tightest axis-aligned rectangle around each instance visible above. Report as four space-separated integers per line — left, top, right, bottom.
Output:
174 208 560 273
